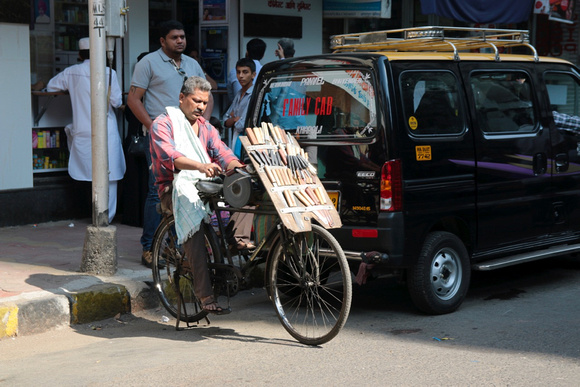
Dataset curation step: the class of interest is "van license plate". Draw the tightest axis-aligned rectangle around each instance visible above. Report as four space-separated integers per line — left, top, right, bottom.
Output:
326 191 340 211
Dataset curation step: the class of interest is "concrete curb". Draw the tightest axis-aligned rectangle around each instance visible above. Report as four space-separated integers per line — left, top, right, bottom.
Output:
0 278 158 339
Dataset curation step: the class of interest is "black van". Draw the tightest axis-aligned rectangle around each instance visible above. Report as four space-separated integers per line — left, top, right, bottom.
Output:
244 26 580 314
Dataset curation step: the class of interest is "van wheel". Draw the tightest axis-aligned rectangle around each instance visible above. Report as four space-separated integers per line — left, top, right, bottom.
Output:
407 231 470 315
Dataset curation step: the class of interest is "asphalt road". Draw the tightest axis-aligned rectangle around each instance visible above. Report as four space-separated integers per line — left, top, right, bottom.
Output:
1 255 579 386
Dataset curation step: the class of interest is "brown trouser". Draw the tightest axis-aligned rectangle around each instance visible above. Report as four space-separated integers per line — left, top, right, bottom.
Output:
161 187 213 301
229 210 255 245
182 228 213 300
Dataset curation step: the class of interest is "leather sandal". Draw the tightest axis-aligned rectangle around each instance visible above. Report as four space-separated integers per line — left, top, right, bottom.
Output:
232 242 256 252
202 300 231 315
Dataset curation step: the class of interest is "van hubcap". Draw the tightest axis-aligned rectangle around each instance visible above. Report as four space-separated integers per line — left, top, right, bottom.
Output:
430 248 461 300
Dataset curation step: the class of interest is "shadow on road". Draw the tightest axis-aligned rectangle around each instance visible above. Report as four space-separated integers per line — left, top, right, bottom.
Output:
345 254 580 360
60 284 316 348
67 310 308 348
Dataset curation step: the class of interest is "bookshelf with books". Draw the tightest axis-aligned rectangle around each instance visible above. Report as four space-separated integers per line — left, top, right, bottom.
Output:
31 89 72 174
53 0 88 73
32 127 69 173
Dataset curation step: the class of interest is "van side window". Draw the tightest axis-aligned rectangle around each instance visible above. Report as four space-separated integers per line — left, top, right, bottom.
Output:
470 72 536 134
544 72 580 134
400 71 464 136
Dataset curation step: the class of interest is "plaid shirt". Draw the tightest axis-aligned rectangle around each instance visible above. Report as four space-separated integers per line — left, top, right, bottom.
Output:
149 112 237 197
553 110 580 133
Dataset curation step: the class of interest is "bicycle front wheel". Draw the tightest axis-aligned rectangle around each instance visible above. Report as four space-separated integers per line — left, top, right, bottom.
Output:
268 224 352 345
151 217 221 323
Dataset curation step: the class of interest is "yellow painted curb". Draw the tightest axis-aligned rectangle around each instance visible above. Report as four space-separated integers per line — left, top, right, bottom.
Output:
0 305 19 338
69 285 130 324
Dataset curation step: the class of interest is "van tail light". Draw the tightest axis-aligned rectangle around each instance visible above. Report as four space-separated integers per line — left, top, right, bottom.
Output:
380 159 402 211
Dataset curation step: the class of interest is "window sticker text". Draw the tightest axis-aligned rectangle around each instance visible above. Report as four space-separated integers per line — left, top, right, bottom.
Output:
282 97 334 116
296 126 323 135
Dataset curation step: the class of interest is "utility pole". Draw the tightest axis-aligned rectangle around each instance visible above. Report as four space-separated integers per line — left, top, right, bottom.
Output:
81 0 117 275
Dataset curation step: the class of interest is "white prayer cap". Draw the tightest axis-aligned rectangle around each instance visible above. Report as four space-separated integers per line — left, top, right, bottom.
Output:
79 38 90 50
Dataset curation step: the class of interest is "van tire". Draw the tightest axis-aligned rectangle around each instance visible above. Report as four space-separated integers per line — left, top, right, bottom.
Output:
407 231 470 314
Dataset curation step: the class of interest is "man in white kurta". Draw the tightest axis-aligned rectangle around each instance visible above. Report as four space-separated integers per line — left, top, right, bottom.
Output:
47 38 126 223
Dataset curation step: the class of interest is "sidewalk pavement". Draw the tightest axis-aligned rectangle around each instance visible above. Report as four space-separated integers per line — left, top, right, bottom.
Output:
0 219 159 339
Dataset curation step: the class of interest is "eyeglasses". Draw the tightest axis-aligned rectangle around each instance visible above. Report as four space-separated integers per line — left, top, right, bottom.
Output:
170 59 187 79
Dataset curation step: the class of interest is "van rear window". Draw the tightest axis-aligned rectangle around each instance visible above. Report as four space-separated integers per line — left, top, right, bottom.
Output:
253 69 377 142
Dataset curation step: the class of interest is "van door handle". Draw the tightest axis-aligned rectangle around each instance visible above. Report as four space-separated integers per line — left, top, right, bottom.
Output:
555 153 569 173
533 153 547 175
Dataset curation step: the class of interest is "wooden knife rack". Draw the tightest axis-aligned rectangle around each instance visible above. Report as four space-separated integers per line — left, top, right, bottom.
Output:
240 123 341 233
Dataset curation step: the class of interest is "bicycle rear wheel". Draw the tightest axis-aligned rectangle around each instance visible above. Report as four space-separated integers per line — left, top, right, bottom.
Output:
151 217 221 323
268 224 352 345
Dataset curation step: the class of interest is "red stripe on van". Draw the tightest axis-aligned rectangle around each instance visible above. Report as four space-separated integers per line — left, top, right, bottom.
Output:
352 229 378 238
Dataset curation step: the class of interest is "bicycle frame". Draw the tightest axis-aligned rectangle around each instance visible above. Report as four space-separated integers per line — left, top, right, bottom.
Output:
152 179 352 345
207 192 286 275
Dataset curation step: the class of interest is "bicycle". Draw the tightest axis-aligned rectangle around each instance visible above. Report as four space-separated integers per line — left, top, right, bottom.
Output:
150 172 352 346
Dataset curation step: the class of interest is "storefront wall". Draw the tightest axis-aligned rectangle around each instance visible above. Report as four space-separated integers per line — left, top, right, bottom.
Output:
195 0 323 107
237 0 323 66
0 23 34 191
1 1 578 226
122 2 148 93
535 13 580 65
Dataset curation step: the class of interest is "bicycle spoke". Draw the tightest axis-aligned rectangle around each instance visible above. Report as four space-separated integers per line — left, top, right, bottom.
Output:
269 225 352 345
151 217 220 324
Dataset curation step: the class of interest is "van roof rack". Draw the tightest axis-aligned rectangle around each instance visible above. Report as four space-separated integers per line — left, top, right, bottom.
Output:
330 26 538 62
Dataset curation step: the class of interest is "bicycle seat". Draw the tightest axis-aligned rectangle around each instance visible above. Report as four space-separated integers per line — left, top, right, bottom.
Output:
196 179 223 195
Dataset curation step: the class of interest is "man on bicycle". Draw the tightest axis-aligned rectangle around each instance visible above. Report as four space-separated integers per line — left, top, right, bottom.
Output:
149 76 245 314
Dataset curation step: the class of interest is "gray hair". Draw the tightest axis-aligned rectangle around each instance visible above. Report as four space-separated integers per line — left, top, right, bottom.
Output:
181 76 212 94
278 38 295 58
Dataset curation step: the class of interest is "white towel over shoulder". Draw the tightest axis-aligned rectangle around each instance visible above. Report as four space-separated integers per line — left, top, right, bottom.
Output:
166 106 212 244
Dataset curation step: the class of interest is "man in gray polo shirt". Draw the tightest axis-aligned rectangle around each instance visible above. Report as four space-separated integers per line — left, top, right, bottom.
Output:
127 19 214 267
